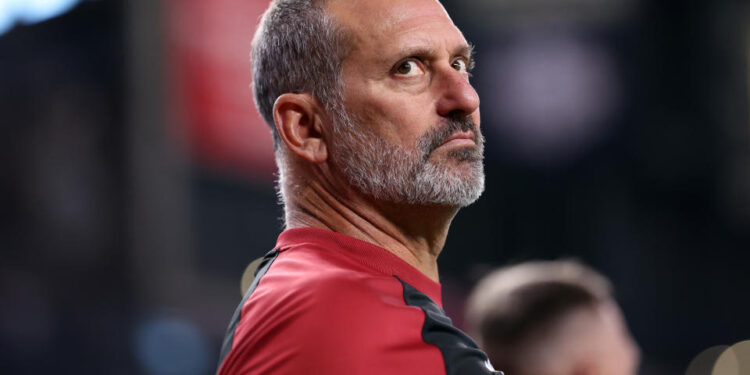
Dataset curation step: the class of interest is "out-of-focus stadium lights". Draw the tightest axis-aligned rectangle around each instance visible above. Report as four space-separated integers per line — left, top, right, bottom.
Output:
686 341 750 375
484 33 621 165
0 0 85 36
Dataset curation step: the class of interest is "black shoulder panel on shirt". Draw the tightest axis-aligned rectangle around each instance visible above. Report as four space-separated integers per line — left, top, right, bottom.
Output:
216 248 280 373
396 276 503 375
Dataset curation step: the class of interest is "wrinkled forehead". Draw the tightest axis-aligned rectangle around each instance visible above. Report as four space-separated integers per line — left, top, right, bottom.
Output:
326 0 465 51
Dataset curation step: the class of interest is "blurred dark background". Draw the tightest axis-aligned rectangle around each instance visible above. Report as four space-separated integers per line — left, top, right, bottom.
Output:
1 0 748 374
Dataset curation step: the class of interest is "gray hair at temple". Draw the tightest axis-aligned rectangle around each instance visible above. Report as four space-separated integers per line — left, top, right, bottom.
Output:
465 260 623 375
251 0 351 152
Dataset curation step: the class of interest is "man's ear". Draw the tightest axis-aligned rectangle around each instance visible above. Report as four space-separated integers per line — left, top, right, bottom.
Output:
273 93 328 164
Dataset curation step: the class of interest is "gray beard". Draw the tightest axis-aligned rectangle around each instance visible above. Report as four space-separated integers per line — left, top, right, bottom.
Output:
330 110 485 207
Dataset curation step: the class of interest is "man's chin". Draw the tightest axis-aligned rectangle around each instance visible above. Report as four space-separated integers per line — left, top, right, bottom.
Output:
416 167 485 207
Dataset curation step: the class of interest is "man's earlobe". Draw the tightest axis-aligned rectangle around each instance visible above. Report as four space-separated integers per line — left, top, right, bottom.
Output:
273 93 328 164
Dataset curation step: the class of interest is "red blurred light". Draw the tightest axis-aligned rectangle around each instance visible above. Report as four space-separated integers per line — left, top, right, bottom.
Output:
165 0 275 180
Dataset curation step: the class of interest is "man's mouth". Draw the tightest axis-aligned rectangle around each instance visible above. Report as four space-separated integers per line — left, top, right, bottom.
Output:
440 130 476 148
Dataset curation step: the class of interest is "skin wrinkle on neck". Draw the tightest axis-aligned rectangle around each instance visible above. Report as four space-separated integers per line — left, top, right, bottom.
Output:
286 172 451 281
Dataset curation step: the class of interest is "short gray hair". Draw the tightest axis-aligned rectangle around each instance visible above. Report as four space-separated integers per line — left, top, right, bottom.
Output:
251 0 351 149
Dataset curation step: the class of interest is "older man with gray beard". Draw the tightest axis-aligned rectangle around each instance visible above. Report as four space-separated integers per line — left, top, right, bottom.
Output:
216 0 497 374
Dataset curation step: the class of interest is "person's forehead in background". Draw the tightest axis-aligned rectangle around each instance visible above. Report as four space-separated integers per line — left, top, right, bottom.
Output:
532 301 640 375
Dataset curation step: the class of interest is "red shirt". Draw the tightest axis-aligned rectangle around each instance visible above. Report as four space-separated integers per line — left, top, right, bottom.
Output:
216 227 499 375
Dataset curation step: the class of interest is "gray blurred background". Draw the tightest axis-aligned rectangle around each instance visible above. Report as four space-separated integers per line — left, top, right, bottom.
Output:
1 0 749 374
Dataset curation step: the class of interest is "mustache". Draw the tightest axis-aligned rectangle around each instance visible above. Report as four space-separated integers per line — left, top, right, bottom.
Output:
419 115 482 158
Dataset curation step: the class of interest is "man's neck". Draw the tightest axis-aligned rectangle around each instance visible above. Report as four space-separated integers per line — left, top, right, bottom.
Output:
285 179 459 282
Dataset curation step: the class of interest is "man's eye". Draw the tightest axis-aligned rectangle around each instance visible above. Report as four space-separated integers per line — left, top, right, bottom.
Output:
395 60 423 77
452 59 468 73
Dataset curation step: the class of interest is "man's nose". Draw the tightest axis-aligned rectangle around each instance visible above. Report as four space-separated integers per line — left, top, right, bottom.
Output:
435 68 480 118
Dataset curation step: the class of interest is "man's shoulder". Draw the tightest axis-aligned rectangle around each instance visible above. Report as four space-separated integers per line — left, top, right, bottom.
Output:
221 246 439 374
243 244 422 333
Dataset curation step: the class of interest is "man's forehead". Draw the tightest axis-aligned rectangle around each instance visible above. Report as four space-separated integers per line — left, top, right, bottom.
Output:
327 0 462 44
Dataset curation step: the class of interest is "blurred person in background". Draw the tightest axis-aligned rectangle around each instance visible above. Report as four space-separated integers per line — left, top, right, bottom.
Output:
466 260 640 375
216 0 500 374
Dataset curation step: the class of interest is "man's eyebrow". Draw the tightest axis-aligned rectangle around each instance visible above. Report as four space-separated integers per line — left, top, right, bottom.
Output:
392 45 438 60
389 43 475 62
457 43 475 60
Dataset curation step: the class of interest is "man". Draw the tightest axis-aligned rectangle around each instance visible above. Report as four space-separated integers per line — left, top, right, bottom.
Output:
216 0 499 374
465 260 641 375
